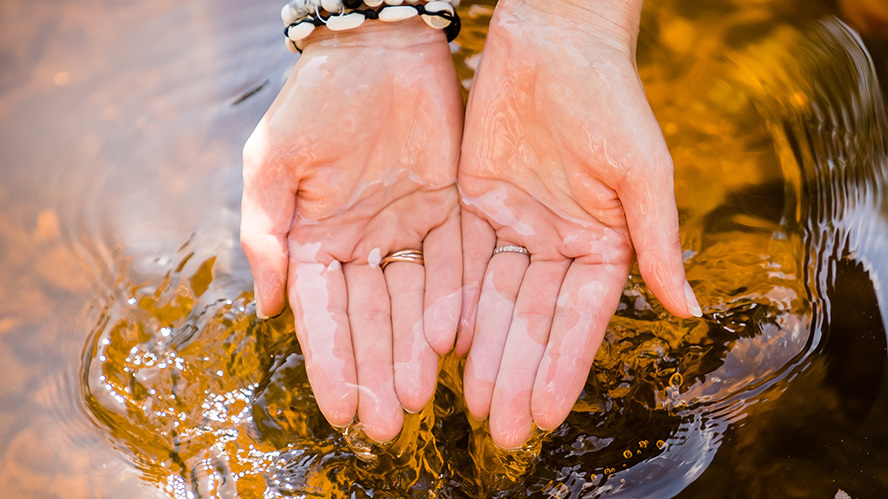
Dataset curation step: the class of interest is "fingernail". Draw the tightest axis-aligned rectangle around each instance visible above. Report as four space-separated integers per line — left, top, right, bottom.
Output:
254 283 269 320
683 281 703 318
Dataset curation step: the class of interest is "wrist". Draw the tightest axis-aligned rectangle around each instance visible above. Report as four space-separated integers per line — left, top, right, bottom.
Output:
300 16 449 52
493 0 643 55
294 8 459 54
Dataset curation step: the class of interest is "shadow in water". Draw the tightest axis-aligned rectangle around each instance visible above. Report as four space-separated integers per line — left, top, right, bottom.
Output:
679 18 888 499
679 259 887 498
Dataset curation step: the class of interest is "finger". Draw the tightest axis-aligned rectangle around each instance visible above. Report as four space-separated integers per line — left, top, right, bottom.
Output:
344 262 404 442
617 150 701 319
423 213 462 355
456 210 496 356
489 260 569 449
463 245 529 420
288 258 357 428
386 260 439 415
531 260 629 431
241 136 297 319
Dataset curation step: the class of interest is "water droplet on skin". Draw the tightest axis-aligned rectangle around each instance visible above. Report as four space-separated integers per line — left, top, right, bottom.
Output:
461 185 535 237
424 289 461 337
368 248 382 267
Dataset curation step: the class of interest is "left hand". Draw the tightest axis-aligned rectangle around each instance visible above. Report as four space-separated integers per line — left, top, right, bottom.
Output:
456 0 702 448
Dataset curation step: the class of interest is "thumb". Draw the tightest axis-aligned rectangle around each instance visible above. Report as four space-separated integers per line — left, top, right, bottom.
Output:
240 134 297 319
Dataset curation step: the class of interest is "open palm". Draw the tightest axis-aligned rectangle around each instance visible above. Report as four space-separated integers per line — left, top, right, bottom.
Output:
457 5 701 448
241 23 463 442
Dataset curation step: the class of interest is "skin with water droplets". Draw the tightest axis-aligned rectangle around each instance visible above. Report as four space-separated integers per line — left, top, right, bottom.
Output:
458 0 700 448
241 20 463 441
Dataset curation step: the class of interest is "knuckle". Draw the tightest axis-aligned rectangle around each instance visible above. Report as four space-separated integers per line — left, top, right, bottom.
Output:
351 308 390 325
389 285 424 302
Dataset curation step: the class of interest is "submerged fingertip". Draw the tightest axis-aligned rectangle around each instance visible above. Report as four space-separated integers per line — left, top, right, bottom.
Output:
254 283 269 320
531 410 563 433
491 425 534 451
324 407 358 430
466 409 488 424
364 413 404 444
463 382 492 421
465 398 492 422
530 391 567 432
328 415 357 432
395 380 435 415
683 280 703 318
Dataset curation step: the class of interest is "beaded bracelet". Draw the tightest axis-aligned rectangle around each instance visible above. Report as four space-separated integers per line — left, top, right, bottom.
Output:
281 1 461 53
282 0 460 25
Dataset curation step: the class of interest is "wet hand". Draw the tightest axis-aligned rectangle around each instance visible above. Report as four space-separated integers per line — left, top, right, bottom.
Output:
457 1 702 448
240 20 463 442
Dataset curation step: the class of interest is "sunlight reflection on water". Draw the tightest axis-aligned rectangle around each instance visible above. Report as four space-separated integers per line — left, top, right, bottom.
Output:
0 0 887 497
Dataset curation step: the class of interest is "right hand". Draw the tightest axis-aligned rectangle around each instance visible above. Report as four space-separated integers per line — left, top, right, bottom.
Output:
240 19 463 442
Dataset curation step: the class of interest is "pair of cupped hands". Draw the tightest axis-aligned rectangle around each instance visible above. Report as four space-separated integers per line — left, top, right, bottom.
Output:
241 0 702 448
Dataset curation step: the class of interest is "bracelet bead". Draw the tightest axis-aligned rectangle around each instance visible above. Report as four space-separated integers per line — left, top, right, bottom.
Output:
327 12 367 31
287 21 316 41
281 4 299 25
422 1 453 29
321 0 343 13
378 5 418 22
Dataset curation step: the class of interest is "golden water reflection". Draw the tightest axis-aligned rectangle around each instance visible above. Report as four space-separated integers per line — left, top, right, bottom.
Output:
1 0 887 497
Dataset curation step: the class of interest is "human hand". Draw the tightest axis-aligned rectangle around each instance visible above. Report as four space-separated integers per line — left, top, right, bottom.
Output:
457 0 702 448
241 20 463 442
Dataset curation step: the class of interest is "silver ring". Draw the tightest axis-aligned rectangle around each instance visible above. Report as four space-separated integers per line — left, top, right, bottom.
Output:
493 245 529 256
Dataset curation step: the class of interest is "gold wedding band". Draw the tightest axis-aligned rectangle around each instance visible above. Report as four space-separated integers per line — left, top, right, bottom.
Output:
493 245 530 257
380 249 424 271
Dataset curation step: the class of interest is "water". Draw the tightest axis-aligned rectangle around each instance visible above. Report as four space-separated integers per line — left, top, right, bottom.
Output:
1 0 887 497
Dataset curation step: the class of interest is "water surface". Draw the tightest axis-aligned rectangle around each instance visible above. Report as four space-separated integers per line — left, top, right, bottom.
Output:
1 0 887 497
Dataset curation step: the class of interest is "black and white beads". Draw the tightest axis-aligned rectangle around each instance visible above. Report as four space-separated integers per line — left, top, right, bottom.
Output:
281 0 461 53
